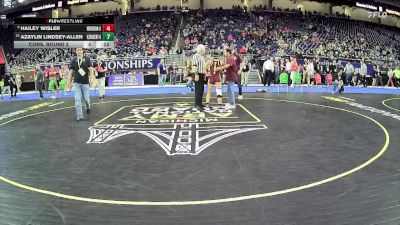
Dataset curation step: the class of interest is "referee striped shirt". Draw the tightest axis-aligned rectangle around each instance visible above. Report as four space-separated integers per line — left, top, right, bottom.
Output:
191 53 206 74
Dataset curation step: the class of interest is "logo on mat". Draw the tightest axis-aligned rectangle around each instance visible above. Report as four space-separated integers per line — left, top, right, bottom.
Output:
87 102 267 155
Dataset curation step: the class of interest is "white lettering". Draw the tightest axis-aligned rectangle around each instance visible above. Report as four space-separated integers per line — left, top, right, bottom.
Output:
356 2 377 10
123 60 129 69
147 59 154 68
67 0 88 5
32 4 55 11
116 61 125 70
386 9 400 16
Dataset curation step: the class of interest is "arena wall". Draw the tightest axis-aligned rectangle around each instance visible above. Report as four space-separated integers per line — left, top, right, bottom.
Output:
271 0 297 10
52 8 69 18
332 5 345 15
247 0 268 9
70 1 122 17
204 0 245 9
381 15 397 27
135 0 199 9
302 1 330 14
351 8 380 23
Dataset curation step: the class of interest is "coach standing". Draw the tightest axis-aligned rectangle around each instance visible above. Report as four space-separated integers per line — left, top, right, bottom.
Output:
192 44 206 111
214 49 239 109
66 48 96 121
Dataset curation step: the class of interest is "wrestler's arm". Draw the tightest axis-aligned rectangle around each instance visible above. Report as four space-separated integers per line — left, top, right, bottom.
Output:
214 63 230 73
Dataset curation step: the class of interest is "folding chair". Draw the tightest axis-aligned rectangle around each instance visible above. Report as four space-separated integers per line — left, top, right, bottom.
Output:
277 72 289 93
292 72 303 92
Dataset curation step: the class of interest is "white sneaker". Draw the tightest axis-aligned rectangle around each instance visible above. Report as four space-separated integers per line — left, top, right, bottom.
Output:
238 95 243 100
225 103 236 109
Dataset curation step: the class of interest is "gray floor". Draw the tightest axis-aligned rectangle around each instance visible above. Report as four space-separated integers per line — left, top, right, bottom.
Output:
0 93 399 225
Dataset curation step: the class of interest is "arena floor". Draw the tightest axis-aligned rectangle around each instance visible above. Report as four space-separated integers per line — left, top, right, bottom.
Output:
0 90 399 225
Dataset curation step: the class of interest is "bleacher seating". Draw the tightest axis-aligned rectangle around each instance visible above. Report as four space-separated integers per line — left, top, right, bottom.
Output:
1 8 399 67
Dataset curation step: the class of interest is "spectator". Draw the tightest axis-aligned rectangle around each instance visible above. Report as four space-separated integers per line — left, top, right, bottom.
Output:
359 60 368 87
344 62 355 86
263 57 274 86
394 66 400 87
372 64 383 87
241 57 251 86
386 66 395 87
9 73 17 98
290 56 298 87
157 59 167 86
95 55 107 100
35 64 44 100
1 74 11 100
304 59 315 87
168 62 178 85
16 73 23 92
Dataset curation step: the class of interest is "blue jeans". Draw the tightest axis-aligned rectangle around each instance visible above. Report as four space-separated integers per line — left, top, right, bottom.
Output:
73 83 90 119
187 77 194 90
226 81 236 105
159 74 166 86
171 74 177 85
345 73 353 85
333 81 339 93
237 75 242 95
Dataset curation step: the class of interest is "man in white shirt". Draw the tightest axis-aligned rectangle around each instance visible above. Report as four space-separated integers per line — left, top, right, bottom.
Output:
344 62 355 86
359 60 368 87
304 59 315 87
262 57 274 86
285 59 291 73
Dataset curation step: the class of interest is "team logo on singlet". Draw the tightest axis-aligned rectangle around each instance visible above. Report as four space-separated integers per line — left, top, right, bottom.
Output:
87 102 267 155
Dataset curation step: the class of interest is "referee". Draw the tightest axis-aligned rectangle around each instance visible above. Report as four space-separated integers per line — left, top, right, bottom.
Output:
192 44 206 111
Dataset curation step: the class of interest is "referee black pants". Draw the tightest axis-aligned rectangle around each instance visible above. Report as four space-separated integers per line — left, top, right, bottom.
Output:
263 70 273 86
10 84 17 97
194 74 205 107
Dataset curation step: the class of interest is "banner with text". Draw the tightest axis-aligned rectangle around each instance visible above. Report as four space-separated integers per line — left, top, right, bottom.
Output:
104 58 161 71
108 73 144 86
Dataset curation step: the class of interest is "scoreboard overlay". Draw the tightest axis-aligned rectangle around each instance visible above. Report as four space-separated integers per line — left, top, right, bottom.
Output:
14 18 115 49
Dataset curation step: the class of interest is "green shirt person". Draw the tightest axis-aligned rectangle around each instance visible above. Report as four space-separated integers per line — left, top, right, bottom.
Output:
394 69 400 79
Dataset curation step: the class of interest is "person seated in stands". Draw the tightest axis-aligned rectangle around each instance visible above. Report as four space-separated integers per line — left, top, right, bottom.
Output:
394 66 400 87
386 65 395 87
372 64 383 87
